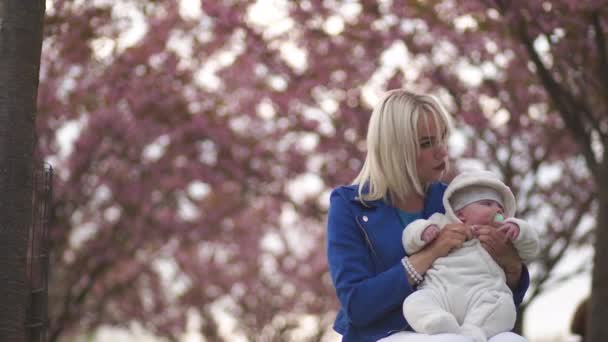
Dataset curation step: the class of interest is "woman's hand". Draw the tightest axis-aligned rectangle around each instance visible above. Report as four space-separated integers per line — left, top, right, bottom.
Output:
473 224 523 288
407 223 471 279
428 223 472 258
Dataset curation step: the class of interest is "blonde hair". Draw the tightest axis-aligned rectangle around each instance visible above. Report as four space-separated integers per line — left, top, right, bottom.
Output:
353 89 452 204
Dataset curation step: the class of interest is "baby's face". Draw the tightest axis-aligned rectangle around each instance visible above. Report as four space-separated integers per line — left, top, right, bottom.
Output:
457 199 504 226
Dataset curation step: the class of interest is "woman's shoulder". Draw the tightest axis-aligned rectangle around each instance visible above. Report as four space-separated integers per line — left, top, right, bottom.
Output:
331 184 388 210
327 185 361 219
330 184 360 203
331 184 359 194
331 183 446 200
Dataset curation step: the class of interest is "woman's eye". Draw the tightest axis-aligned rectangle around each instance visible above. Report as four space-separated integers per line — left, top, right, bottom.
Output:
420 141 432 148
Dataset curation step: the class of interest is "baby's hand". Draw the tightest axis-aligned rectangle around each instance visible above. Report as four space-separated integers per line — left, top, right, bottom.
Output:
498 222 520 241
421 225 440 243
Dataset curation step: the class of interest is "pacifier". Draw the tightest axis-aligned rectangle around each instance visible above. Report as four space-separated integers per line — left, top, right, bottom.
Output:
493 213 505 222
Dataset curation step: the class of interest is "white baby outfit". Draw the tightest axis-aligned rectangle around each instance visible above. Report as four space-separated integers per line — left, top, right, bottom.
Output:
402 170 540 342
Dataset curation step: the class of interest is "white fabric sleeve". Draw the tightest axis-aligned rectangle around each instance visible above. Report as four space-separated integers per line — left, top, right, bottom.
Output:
505 217 540 263
402 213 447 255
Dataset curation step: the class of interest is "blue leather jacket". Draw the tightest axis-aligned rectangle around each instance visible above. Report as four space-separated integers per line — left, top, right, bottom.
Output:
326 183 529 342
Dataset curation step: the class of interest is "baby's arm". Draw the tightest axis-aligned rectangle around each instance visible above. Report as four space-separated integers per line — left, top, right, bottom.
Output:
402 213 446 255
421 225 440 243
503 218 540 262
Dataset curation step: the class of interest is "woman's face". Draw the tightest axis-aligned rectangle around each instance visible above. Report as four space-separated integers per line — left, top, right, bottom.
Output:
415 114 448 185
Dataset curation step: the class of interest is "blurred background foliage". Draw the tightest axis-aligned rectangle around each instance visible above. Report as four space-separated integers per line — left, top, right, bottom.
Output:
39 0 607 341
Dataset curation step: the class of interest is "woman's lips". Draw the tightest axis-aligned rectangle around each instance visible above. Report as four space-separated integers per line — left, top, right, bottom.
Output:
433 162 446 171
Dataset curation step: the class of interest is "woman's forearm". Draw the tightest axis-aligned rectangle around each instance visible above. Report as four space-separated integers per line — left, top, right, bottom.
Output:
407 244 440 280
504 261 523 290
406 222 471 285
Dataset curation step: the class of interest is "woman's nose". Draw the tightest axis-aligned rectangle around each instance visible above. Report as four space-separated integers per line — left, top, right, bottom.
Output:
435 144 448 158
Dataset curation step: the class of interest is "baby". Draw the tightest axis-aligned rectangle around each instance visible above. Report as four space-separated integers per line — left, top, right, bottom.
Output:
402 170 540 342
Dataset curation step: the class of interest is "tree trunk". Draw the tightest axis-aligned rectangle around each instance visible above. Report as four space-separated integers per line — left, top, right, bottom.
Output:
0 1 45 341
589 160 608 341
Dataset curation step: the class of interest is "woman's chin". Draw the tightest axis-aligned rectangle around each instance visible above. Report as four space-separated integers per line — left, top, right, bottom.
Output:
425 169 445 184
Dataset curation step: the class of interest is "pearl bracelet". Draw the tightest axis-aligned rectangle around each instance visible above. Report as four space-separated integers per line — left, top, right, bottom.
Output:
401 257 424 286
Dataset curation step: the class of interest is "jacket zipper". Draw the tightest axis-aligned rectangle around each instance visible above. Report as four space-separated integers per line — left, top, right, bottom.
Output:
355 216 379 261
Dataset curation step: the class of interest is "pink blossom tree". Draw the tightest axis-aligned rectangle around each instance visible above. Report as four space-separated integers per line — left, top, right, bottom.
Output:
39 0 605 340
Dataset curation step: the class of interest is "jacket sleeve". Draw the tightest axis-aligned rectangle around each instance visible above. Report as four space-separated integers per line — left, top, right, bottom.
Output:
327 189 414 327
402 213 447 255
505 218 540 263
511 264 530 307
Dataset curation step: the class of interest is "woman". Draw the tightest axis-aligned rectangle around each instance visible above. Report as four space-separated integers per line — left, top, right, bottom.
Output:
326 89 529 342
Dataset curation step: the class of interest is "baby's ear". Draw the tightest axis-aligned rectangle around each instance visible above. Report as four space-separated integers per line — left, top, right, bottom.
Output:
456 211 466 222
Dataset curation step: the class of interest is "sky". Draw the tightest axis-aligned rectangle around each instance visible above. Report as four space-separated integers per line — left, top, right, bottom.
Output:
65 0 592 341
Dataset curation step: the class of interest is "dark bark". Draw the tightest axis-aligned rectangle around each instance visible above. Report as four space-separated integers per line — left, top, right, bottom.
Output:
589 159 608 341
502 6 608 341
571 297 588 340
510 10 599 178
0 1 45 341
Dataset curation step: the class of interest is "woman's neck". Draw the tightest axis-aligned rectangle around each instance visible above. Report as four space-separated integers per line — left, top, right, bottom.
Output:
395 193 424 213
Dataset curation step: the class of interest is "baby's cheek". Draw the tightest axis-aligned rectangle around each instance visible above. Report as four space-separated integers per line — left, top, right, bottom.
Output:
471 217 491 226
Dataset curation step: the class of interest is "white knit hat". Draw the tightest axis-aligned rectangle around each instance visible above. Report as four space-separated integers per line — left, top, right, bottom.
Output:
449 185 504 212
443 170 516 223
